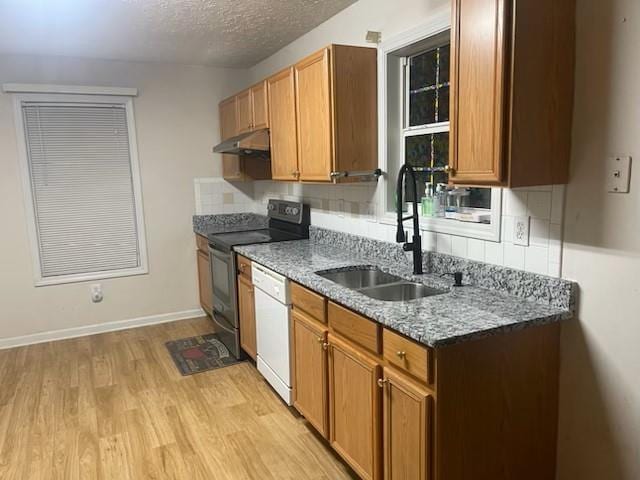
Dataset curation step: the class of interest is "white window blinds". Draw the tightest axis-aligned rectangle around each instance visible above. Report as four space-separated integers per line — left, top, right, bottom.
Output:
21 101 143 280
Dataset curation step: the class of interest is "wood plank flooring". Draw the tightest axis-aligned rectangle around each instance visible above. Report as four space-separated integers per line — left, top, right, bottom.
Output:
0 317 357 479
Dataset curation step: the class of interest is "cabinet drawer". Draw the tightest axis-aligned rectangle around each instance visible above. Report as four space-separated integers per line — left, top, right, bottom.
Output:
328 302 380 354
291 282 326 323
237 255 252 280
195 234 208 253
383 328 433 384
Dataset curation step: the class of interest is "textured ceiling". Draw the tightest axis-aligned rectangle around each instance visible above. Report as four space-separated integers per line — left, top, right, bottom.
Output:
0 0 358 67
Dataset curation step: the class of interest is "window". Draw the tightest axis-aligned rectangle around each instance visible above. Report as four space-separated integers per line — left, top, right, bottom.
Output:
13 92 147 286
379 17 502 241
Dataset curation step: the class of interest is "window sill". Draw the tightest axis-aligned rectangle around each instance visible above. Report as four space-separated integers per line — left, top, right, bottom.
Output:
378 211 501 242
34 266 149 287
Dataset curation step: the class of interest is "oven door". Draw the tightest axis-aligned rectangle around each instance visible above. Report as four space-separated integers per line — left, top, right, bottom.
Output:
208 245 238 328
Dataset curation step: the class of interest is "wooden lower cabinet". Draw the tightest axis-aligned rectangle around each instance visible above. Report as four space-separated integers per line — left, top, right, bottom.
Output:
237 273 257 360
292 310 329 437
196 248 212 315
288 289 561 480
328 333 382 480
382 367 433 480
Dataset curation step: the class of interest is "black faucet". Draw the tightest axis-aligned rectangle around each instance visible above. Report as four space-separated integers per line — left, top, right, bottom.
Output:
396 164 423 275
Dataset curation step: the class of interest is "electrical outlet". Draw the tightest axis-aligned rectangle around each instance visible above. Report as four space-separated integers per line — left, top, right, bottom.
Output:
90 284 103 303
513 216 530 246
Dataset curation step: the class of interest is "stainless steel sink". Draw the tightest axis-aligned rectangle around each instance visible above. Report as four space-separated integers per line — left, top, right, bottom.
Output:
316 267 447 302
358 282 446 301
317 267 404 289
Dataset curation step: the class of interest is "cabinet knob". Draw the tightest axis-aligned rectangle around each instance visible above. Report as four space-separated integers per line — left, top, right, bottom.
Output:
396 351 406 359
291 170 300 178
444 165 456 175
377 378 389 388
316 336 323 343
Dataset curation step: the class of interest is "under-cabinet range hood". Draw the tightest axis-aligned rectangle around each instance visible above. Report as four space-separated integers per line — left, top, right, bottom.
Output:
213 128 270 157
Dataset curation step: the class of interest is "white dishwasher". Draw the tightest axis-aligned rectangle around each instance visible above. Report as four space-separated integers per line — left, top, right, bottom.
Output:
252 263 292 405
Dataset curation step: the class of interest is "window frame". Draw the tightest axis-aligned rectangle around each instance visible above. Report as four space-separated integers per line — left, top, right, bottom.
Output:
12 91 149 286
377 14 503 242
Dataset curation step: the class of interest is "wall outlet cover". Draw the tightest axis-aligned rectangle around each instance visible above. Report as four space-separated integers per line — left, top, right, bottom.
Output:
607 156 632 193
90 284 103 303
514 216 530 246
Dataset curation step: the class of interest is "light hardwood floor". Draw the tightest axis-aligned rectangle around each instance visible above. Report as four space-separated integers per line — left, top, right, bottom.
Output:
0 317 357 479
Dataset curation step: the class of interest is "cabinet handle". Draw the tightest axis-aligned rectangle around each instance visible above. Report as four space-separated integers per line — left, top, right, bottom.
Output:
444 165 456 175
291 170 300 178
396 351 406 359
377 378 389 388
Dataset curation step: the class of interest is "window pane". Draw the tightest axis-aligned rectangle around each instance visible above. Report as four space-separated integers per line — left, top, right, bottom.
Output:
439 44 450 84
437 85 449 122
410 90 436 126
410 50 437 90
468 189 492 209
433 131 449 167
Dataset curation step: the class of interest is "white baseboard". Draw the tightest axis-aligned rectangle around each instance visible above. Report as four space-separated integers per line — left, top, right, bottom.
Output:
0 308 207 350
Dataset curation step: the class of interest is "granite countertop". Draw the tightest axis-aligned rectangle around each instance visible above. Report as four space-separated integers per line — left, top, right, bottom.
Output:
234 237 575 348
193 213 268 237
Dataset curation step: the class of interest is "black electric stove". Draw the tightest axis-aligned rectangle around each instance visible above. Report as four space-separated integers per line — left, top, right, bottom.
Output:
206 199 309 359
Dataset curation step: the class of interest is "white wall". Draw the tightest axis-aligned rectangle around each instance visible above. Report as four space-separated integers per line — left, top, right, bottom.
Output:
0 54 246 340
557 0 640 478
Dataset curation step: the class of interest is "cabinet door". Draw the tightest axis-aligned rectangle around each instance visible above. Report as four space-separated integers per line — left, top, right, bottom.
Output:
292 310 329 438
236 89 253 134
237 274 257 360
251 81 269 130
295 48 333 182
382 367 433 480
219 96 243 180
449 0 508 185
328 334 382 480
197 250 213 315
267 67 299 181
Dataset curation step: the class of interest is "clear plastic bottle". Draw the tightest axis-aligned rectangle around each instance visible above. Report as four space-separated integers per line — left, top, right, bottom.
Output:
434 184 447 218
421 182 434 216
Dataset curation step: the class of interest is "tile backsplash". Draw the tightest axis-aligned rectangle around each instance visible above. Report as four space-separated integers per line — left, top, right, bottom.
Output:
194 178 254 215
195 178 565 278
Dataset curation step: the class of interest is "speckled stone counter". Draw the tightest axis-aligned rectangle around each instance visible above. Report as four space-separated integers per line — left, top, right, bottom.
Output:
192 213 268 237
235 227 576 348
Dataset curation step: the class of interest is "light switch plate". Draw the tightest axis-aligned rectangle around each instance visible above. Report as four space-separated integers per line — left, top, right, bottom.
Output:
514 216 530 246
608 156 632 193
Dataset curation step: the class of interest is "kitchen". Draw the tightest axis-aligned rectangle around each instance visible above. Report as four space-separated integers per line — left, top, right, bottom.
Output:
0 0 638 479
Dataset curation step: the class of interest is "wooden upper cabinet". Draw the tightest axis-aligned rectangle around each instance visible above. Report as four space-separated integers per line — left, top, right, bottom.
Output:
219 96 237 141
251 81 269 130
294 44 377 183
449 0 575 187
382 367 433 480
295 48 333 182
268 67 300 181
219 96 242 180
236 89 253 134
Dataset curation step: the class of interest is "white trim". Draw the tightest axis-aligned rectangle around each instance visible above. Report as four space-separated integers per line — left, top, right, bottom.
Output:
0 309 206 350
2 83 138 96
377 14 502 242
12 92 149 286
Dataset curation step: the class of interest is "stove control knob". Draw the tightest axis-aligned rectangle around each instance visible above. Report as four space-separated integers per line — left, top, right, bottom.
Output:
291 207 300 216
284 207 292 215
267 204 275 211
